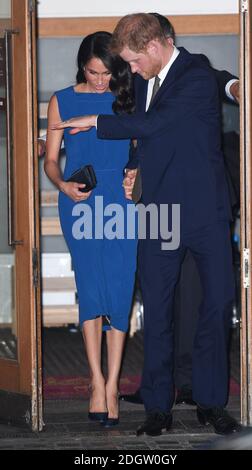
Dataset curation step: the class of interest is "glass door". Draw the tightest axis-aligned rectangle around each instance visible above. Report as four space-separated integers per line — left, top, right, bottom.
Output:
0 2 17 361
0 0 42 431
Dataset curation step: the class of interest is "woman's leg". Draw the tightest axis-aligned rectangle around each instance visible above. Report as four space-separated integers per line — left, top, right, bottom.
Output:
82 317 106 412
106 328 126 418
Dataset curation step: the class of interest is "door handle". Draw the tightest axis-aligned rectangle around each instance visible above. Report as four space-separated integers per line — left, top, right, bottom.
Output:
4 29 23 246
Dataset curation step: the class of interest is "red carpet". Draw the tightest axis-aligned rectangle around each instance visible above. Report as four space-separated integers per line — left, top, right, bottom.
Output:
43 375 240 400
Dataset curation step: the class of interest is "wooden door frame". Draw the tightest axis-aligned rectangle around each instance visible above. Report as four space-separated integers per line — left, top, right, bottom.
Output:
240 0 252 425
30 0 43 431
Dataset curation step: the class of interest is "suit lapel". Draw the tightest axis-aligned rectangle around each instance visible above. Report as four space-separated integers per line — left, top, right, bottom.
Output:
148 47 193 110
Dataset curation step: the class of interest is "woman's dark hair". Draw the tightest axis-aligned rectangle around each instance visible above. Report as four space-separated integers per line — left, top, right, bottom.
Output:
76 31 135 114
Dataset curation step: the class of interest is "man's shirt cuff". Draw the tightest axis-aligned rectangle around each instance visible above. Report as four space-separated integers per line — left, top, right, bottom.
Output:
225 79 238 101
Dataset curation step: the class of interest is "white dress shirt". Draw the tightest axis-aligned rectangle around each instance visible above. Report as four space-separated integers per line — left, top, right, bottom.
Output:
145 46 180 110
145 46 238 109
225 78 238 101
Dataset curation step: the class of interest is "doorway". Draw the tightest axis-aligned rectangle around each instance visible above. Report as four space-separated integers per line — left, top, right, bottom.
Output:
1 1 250 434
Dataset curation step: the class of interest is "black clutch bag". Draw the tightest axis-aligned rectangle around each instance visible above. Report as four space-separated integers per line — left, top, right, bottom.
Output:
66 164 97 192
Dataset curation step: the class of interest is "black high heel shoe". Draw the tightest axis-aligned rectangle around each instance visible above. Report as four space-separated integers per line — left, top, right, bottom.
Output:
101 416 119 427
88 411 108 423
101 391 119 427
88 383 107 422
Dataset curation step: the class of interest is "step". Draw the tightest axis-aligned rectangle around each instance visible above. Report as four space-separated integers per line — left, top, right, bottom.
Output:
42 276 76 307
42 253 72 277
41 190 58 208
42 291 76 306
42 304 78 326
41 217 62 236
42 276 76 291
39 102 48 119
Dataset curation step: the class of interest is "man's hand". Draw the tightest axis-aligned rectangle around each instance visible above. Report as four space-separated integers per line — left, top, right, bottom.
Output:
122 168 137 200
51 115 97 134
230 80 239 103
38 138 46 157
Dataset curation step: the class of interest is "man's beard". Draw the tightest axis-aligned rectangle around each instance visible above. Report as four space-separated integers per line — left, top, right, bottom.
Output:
142 62 161 80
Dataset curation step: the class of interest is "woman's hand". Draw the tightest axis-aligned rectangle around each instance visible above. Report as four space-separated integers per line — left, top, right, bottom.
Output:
60 181 92 202
51 115 97 134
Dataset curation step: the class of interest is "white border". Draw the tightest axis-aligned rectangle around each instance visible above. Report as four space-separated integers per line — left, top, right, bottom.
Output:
37 0 239 18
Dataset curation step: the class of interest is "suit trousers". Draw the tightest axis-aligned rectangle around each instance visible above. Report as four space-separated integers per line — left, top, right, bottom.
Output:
174 250 202 390
138 221 234 412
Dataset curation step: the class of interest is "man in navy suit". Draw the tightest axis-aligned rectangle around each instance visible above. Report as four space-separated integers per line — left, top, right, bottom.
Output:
120 13 239 408
53 13 241 436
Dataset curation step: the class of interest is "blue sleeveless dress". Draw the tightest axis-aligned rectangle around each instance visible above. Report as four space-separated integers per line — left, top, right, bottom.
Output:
55 86 137 332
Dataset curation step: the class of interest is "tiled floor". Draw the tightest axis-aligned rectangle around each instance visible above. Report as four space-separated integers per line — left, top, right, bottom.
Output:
0 326 244 449
0 396 241 450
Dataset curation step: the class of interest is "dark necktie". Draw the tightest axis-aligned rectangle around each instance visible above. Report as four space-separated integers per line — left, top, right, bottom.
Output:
149 75 161 108
132 76 160 203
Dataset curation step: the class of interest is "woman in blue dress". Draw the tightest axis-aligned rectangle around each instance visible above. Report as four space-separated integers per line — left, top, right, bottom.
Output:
44 32 137 426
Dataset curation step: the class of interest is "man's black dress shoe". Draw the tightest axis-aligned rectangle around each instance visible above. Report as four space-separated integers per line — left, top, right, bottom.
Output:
175 388 196 406
136 411 172 437
197 406 242 435
119 388 143 405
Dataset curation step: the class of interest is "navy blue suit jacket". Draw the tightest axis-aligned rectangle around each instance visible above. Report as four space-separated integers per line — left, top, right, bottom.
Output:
97 47 232 232
126 57 238 170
